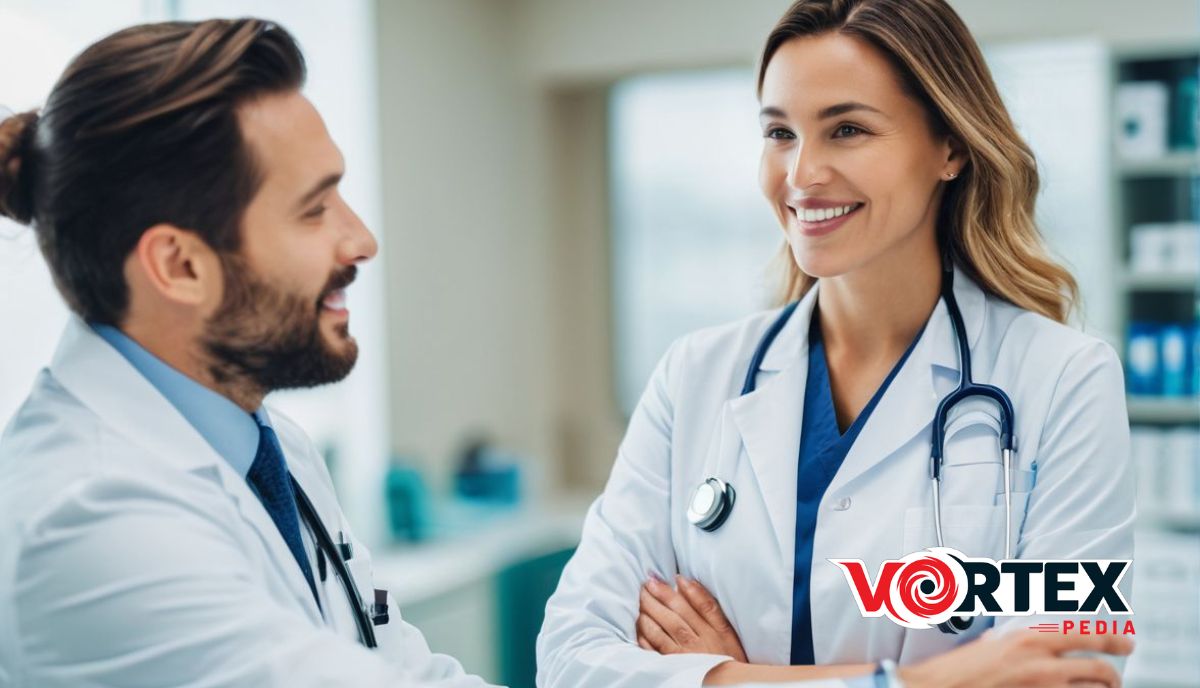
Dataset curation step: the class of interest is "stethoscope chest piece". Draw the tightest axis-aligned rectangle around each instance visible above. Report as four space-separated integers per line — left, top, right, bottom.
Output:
687 477 735 532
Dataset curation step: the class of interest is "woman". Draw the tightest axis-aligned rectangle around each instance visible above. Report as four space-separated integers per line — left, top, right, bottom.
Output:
536 0 1134 686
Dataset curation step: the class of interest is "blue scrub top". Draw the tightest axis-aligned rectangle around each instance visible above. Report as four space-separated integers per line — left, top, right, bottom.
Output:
790 304 926 665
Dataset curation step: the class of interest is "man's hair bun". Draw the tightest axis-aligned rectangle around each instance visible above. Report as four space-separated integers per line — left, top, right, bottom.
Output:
0 109 39 225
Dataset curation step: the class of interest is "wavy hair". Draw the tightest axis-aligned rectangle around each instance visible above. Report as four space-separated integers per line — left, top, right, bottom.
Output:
759 0 1078 323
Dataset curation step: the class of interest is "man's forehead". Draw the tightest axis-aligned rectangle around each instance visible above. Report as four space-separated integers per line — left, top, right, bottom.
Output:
238 91 343 183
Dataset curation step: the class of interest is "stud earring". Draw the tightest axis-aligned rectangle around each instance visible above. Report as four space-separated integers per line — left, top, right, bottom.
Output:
944 172 958 180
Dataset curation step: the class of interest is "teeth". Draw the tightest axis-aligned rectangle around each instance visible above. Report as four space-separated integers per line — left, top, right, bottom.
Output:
322 289 347 310
799 203 859 223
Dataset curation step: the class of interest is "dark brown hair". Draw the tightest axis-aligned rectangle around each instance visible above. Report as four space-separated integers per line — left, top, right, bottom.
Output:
0 18 306 325
758 0 1078 323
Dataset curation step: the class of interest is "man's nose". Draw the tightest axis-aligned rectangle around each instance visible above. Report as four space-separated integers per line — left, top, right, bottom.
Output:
339 202 378 264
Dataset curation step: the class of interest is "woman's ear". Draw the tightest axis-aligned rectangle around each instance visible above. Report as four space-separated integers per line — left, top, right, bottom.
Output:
941 135 968 179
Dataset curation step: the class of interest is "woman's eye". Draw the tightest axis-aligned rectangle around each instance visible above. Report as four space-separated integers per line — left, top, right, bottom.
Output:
303 205 327 219
764 127 795 140
833 124 866 139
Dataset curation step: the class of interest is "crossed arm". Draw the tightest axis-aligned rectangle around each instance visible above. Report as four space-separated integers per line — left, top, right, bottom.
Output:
636 574 1131 687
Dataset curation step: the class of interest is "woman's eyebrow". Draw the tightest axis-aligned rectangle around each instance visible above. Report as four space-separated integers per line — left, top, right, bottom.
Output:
759 102 884 120
817 101 884 119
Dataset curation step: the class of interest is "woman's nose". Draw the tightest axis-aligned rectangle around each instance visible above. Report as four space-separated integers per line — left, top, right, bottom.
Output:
786 141 831 189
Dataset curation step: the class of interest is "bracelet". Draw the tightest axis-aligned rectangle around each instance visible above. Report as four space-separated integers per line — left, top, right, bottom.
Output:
872 659 904 688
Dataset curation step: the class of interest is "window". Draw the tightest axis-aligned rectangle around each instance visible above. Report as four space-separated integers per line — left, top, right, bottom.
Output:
609 69 780 414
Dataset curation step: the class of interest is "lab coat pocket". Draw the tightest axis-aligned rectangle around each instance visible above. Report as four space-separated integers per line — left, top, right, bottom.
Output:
942 409 1001 467
902 504 1007 560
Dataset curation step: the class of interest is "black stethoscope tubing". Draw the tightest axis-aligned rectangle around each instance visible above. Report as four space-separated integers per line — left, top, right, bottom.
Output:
291 477 378 648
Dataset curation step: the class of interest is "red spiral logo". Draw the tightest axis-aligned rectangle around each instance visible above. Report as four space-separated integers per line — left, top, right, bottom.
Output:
896 556 958 619
830 547 970 630
880 549 967 628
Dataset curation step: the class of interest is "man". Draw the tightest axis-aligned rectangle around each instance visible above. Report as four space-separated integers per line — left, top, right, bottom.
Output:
0 19 492 687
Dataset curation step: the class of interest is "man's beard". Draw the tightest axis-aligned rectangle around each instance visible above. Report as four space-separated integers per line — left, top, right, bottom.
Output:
201 253 359 394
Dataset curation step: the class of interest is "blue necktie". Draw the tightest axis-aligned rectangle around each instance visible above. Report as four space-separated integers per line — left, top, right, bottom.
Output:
247 418 321 610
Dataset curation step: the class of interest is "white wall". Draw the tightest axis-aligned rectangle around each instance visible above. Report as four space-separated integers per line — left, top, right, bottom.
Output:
513 0 1200 83
376 0 558 493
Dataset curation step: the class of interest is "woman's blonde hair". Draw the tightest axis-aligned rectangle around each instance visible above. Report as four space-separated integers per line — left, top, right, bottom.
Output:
759 0 1078 323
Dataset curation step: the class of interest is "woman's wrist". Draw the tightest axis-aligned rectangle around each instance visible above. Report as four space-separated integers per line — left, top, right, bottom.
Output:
703 660 879 685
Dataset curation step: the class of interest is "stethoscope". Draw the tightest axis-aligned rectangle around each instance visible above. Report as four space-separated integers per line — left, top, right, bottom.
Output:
290 477 388 648
685 261 1017 635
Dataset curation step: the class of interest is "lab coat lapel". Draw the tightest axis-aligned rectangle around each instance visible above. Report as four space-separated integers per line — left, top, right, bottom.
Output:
209 453 326 626
826 265 987 494
730 286 818 560
49 316 324 625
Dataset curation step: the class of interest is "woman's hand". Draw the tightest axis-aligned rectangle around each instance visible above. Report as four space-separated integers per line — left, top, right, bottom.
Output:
703 630 1132 687
636 575 1132 688
636 574 747 663
899 629 1133 688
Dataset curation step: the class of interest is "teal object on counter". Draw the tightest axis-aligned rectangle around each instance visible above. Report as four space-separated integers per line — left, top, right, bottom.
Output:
496 547 575 688
456 464 520 504
385 462 430 542
454 440 521 505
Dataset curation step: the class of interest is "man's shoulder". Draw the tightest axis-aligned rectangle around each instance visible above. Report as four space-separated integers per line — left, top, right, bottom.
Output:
0 369 232 540
0 369 109 497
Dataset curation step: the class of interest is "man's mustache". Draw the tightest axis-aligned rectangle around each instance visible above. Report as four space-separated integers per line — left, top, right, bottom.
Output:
319 266 357 301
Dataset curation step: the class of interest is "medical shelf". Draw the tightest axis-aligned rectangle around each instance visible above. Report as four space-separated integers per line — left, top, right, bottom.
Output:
1121 270 1199 291
1126 396 1200 423
1113 45 1199 429
1117 152 1198 178
1148 508 1200 533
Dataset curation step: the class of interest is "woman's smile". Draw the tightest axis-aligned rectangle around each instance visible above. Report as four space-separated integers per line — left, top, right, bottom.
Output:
788 200 865 237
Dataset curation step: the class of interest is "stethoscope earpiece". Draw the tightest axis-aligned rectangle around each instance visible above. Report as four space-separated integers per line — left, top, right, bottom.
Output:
687 477 735 532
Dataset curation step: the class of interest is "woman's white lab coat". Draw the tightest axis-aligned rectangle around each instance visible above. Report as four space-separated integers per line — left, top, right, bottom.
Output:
536 266 1134 687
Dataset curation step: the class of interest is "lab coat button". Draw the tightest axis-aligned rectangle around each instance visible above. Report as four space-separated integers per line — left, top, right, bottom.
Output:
833 497 851 511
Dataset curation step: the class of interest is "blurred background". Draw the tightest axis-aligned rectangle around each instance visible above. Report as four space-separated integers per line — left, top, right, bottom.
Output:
1 0 1197 685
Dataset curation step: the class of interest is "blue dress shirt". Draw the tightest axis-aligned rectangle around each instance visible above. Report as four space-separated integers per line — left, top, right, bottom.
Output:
90 323 267 477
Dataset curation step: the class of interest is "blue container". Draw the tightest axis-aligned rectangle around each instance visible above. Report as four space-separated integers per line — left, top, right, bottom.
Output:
1192 321 1200 396
455 463 520 505
1126 322 1161 396
1160 324 1189 397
